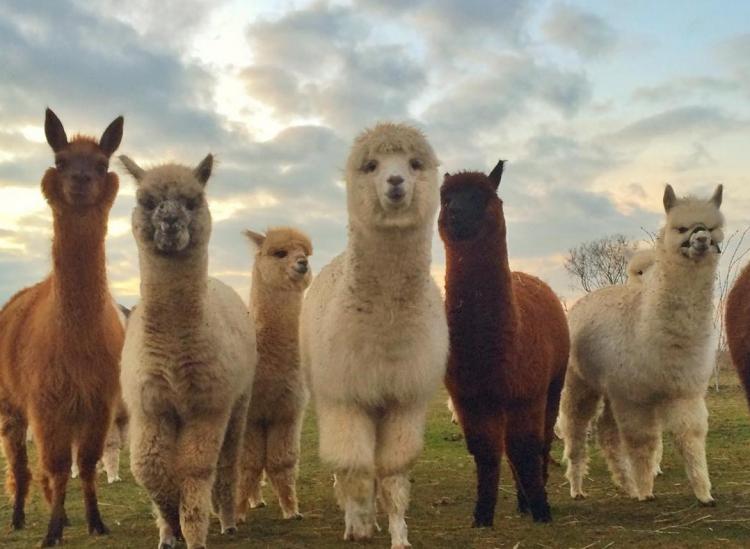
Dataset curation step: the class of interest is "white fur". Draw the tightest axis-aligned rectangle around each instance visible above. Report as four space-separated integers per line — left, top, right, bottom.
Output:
300 123 448 548
626 249 656 286
559 185 723 505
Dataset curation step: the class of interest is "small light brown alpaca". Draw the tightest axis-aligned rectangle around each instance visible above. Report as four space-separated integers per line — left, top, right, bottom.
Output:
0 109 124 546
237 227 312 521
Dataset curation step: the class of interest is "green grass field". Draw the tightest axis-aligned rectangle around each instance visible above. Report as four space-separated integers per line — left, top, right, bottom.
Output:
2 372 750 548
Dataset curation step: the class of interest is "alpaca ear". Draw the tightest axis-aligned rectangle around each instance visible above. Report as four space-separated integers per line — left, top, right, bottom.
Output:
45 108 68 153
99 116 124 157
444 172 451 179
663 184 677 212
119 155 146 182
488 159 506 190
243 229 266 249
709 184 723 208
194 154 213 186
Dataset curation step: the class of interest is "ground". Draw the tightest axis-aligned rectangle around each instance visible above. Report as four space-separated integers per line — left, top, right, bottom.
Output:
1 371 749 548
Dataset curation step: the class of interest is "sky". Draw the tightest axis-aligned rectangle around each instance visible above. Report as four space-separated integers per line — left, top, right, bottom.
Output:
1 0 749 307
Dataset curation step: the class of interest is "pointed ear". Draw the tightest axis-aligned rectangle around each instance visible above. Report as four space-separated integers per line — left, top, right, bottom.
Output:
45 108 68 152
194 154 213 186
663 184 677 212
709 184 723 208
444 172 451 179
99 116 124 157
119 155 146 182
488 159 505 190
243 229 266 249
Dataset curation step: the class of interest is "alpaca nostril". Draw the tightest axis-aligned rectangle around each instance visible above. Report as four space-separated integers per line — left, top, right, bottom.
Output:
298 258 308 267
387 175 404 186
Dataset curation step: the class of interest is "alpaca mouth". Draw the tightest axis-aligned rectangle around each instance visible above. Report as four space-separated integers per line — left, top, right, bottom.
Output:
154 228 190 254
386 187 406 202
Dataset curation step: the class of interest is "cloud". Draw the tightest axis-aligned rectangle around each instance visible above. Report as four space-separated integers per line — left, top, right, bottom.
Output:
542 3 616 58
632 77 739 103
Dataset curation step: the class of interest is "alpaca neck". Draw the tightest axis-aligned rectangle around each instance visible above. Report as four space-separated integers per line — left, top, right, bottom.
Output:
346 225 433 301
644 247 717 332
251 273 303 360
51 207 110 324
139 248 208 329
445 228 518 361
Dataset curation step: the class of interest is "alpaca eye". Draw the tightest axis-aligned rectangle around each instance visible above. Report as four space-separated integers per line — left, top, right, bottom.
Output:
139 196 156 210
677 227 689 233
362 159 378 173
185 198 199 211
410 158 423 170
56 158 67 169
273 250 288 259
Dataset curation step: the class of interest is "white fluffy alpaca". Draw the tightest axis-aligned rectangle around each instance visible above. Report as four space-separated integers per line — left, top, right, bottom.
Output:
119 155 256 549
626 249 656 285
300 123 448 548
559 184 724 505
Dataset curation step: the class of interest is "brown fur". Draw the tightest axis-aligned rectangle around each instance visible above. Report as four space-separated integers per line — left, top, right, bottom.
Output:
438 163 569 526
238 227 312 520
0 109 124 545
725 263 750 407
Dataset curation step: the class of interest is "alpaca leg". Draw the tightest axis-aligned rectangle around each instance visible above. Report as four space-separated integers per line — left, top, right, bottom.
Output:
654 436 664 476
558 371 600 499
175 413 230 549
34 420 74 547
318 402 376 541
76 412 111 536
597 398 636 496
461 412 504 527
212 397 249 535
543 371 566 484
130 413 181 547
611 398 659 501
237 421 266 522
266 416 304 519
664 397 713 505
375 403 428 548
102 416 123 483
506 403 551 523
0 404 32 530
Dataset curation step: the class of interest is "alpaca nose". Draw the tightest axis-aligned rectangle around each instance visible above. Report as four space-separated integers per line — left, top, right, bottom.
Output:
73 172 91 185
295 258 309 274
387 175 404 186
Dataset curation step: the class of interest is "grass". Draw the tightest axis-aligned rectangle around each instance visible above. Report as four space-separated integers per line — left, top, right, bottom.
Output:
2 371 750 548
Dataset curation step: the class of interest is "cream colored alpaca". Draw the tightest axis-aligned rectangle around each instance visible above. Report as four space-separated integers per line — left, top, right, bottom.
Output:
559 184 724 505
300 123 448 549
627 249 655 285
237 227 312 521
119 155 256 549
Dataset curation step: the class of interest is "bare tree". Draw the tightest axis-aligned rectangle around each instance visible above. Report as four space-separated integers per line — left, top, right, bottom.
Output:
564 234 639 293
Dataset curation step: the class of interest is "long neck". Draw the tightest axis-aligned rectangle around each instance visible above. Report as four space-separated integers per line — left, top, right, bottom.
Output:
251 272 304 355
139 248 208 330
345 224 434 302
445 225 518 363
51 206 110 324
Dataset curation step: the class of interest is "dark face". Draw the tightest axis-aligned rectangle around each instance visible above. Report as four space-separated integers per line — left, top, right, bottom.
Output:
54 143 111 207
135 186 205 256
439 185 494 241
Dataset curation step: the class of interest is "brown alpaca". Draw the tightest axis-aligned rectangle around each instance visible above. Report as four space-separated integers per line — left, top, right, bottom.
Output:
0 109 124 546
438 161 569 526
725 264 750 407
238 227 312 521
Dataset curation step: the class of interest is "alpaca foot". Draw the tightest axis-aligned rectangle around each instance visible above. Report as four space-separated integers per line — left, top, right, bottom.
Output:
88 515 110 536
571 491 586 500
222 526 237 536
249 499 266 509
62 510 70 527
392 544 412 549
637 494 655 502
40 534 63 547
11 508 25 530
699 497 716 507
530 502 552 523
283 511 303 520
107 474 122 484
516 493 529 514
343 520 375 541
236 513 247 524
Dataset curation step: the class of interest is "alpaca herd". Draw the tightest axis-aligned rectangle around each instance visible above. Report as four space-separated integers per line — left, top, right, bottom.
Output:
0 109 749 548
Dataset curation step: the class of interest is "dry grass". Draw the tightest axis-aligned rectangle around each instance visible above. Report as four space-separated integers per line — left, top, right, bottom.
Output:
1 370 750 548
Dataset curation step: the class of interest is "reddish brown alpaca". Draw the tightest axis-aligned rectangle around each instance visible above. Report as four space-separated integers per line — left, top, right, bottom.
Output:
0 109 124 546
438 161 569 526
725 265 750 407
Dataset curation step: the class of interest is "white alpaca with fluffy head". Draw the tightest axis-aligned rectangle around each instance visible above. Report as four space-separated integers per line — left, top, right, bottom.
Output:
119 155 256 549
300 123 448 548
559 184 724 505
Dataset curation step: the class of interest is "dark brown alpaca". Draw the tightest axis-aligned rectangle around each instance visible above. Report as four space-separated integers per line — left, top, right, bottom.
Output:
725 265 750 407
438 161 569 526
0 109 124 546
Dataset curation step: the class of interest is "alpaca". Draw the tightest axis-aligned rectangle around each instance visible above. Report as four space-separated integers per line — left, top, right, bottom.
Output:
119 154 256 549
300 122 448 548
438 161 569 526
0 109 124 546
559 184 724 504
725 252 750 410
237 227 312 521
627 249 655 285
